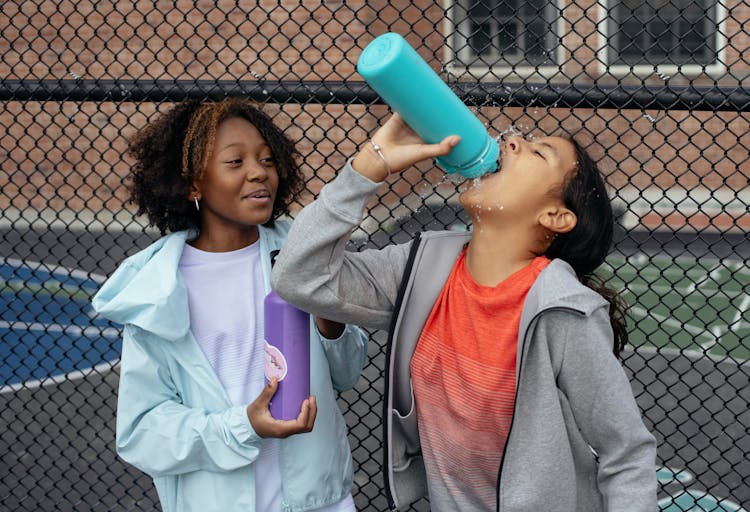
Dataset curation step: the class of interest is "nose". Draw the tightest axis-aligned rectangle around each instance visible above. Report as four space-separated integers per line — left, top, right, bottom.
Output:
503 136 523 154
246 160 269 182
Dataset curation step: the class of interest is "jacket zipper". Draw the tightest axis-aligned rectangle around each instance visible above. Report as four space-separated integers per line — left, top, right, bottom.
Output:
382 232 423 511
494 306 580 511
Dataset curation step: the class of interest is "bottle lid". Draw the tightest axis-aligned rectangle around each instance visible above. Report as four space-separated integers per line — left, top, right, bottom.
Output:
436 136 500 179
357 33 403 76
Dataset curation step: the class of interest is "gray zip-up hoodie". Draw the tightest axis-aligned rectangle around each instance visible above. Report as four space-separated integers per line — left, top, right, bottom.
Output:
271 162 657 512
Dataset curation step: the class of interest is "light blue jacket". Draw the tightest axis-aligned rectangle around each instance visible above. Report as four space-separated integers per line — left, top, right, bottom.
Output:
92 224 368 512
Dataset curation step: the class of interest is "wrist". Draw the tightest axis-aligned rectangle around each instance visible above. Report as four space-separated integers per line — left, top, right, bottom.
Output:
315 317 346 339
352 142 390 183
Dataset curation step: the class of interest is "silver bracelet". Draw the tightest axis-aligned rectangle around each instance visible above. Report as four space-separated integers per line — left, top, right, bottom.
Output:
370 140 391 174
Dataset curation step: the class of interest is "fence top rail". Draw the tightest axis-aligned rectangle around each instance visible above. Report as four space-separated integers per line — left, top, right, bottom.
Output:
1 79 749 112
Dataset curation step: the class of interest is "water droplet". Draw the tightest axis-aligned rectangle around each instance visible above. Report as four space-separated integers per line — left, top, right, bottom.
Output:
416 181 435 200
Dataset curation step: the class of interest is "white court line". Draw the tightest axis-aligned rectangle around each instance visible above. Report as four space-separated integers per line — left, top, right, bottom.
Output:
1 256 108 285
703 293 750 351
1 260 120 394
631 301 750 358
0 321 120 338
0 321 122 395
629 306 715 343
703 326 721 351
614 255 750 354
729 294 750 334
0 360 121 395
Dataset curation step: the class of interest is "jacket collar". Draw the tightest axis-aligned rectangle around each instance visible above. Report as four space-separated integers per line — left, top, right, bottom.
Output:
92 224 289 341
519 258 608 331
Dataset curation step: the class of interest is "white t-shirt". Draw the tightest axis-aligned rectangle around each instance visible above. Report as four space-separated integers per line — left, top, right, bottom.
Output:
179 242 355 512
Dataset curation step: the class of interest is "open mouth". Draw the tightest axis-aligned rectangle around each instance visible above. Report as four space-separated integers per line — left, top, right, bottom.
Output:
242 189 271 200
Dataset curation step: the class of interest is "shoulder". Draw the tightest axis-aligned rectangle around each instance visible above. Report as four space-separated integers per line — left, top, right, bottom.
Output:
533 259 608 314
263 218 292 237
114 231 190 272
259 219 292 250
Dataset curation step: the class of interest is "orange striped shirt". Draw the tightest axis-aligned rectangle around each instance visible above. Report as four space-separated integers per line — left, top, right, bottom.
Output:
411 251 550 510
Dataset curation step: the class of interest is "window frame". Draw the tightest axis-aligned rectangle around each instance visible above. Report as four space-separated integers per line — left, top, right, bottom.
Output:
597 0 728 78
443 0 567 79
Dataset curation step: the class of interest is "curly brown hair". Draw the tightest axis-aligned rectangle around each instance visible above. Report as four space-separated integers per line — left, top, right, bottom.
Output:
126 98 304 234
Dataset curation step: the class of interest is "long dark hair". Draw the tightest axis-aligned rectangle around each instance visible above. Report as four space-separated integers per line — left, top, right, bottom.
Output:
545 137 628 356
127 98 304 234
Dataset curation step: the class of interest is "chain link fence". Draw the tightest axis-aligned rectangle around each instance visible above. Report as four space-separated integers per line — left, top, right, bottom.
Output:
1 1 749 510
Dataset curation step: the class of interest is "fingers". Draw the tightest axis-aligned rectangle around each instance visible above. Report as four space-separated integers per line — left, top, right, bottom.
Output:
378 114 461 163
247 385 318 439
385 134 461 173
425 135 461 159
299 395 317 431
246 377 278 435
261 376 278 403
266 396 317 439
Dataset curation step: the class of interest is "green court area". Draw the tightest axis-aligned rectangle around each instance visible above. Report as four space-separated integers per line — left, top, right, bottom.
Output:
600 253 750 363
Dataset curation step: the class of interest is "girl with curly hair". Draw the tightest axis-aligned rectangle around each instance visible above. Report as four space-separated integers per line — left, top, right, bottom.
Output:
93 98 367 512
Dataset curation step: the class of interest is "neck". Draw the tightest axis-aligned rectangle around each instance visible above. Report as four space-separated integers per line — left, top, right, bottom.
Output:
465 221 541 287
190 225 260 252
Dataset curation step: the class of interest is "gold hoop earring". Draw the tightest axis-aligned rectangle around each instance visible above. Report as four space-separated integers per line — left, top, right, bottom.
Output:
194 197 200 211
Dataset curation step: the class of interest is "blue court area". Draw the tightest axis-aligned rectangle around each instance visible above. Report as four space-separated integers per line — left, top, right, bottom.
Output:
656 467 746 511
0 257 121 390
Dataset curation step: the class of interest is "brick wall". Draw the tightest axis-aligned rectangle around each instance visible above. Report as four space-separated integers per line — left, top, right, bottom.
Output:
1 0 748 233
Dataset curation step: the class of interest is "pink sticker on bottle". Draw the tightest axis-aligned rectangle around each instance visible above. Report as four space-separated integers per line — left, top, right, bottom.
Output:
264 341 288 381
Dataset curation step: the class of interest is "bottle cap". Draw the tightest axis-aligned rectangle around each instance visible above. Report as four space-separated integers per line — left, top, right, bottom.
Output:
357 33 401 74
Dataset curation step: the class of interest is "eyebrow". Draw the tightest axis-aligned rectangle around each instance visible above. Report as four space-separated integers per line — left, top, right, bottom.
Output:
218 142 270 152
219 142 243 151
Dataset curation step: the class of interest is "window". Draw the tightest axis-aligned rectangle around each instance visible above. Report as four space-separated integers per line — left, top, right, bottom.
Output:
609 0 717 66
451 0 560 67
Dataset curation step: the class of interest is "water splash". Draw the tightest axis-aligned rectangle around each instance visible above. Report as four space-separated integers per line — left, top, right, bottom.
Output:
494 124 525 146
415 180 434 200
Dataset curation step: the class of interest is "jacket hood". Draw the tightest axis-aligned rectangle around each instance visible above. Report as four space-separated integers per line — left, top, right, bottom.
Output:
92 231 193 341
92 225 290 341
523 258 609 320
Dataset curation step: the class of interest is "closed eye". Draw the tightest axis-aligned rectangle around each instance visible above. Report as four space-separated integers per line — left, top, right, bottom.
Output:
534 150 546 161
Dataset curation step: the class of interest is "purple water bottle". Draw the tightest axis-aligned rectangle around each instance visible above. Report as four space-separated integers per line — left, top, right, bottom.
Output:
264 250 311 420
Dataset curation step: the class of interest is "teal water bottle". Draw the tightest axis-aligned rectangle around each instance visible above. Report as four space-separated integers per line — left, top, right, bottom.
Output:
356 32 499 179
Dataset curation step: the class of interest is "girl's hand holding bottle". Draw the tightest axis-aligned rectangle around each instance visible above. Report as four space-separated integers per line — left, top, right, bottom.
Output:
352 113 460 183
246 377 317 438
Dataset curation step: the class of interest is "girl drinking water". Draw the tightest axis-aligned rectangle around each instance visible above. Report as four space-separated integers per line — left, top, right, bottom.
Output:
271 113 657 512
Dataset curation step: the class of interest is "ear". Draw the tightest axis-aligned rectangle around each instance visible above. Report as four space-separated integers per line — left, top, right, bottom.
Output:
188 181 201 201
538 206 577 234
